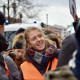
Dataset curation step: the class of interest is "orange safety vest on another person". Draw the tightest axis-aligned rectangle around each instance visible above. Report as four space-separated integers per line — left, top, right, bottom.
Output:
20 58 58 80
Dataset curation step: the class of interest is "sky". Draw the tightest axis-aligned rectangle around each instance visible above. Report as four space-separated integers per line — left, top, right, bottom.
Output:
1 0 80 28
38 0 80 27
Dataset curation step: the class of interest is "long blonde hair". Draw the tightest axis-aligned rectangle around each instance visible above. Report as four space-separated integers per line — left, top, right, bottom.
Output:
24 27 46 46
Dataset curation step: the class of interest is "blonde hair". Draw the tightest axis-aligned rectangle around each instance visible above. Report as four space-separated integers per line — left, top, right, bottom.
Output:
12 33 26 49
24 27 46 45
45 33 61 48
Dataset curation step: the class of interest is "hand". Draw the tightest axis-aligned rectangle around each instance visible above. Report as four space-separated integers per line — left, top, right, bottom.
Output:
74 15 79 22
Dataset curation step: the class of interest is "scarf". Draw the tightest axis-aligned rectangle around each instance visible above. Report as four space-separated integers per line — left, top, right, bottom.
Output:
27 45 56 64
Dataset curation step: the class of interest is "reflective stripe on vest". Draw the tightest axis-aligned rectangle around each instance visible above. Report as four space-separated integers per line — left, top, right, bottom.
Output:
4 61 9 76
21 58 58 80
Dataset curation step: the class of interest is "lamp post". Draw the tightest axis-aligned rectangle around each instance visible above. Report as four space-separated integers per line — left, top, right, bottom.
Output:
46 14 48 29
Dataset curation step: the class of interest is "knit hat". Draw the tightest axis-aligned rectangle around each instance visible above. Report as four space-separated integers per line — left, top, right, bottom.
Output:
0 11 5 25
12 42 23 49
16 28 25 35
0 33 9 52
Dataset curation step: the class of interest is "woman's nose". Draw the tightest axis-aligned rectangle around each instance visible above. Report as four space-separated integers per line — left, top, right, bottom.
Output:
37 37 40 41
19 52 22 56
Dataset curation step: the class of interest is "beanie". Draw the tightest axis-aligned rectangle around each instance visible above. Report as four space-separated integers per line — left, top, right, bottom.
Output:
13 42 23 49
0 11 5 25
16 28 25 35
0 33 9 52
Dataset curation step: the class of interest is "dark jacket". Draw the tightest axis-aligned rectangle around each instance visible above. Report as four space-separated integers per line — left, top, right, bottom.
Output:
70 21 80 80
57 33 77 67
0 54 9 80
0 32 9 80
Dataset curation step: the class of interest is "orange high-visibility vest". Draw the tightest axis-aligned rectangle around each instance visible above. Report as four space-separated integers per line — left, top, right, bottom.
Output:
20 58 58 80
4 62 9 76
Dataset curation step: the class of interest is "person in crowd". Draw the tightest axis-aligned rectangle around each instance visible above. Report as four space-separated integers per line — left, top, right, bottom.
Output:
16 28 25 35
57 15 78 68
44 29 55 35
70 15 80 80
12 33 26 70
0 11 21 80
44 15 80 80
43 34 78 80
12 42 26 70
20 27 58 80
44 30 62 49
0 11 9 80
0 33 9 80
0 11 5 34
45 32 61 49
12 33 26 47
57 33 77 67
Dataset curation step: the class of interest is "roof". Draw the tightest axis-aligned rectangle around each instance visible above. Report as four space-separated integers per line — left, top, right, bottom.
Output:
4 23 42 31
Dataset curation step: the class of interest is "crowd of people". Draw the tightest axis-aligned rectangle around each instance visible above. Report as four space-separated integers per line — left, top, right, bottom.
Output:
0 10 80 80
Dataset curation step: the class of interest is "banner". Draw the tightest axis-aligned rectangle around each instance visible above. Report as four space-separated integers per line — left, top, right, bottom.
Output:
69 0 77 20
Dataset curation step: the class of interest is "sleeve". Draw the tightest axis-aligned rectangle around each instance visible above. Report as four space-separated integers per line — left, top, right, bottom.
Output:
70 21 80 80
0 65 9 80
0 54 9 80
20 69 24 80
5 55 21 80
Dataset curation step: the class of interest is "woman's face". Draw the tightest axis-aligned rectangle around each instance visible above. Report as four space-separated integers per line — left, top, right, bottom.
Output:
27 30 46 52
14 49 25 59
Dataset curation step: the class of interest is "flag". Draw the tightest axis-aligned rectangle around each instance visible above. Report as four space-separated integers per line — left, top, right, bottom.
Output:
69 0 77 20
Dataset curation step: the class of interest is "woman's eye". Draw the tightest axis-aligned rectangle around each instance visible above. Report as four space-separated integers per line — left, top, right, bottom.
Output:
32 37 36 41
38 34 42 38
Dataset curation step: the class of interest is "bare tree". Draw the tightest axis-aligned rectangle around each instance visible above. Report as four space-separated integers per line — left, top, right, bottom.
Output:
0 0 46 23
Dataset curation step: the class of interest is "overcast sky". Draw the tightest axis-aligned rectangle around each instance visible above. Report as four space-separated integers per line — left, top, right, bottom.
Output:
1 0 80 28
38 0 80 27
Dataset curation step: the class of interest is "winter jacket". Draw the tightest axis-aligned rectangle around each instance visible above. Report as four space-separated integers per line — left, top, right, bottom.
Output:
3 54 21 80
70 21 80 80
57 33 77 67
0 54 9 80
